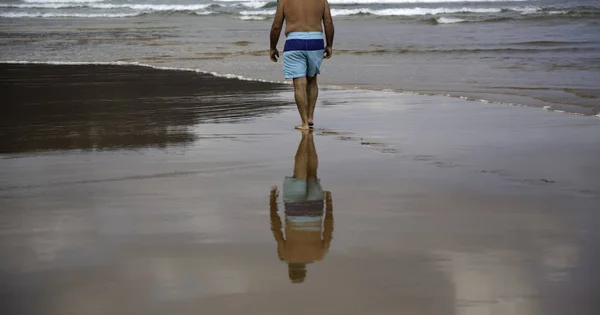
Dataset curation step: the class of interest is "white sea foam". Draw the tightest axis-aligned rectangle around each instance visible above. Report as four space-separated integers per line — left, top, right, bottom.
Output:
436 17 466 23
518 6 541 14
239 9 275 15
330 7 506 16
0 12 140 18
328 0 528 3
0 3 213 10
238 1 270 9
22 0 104 3
521 8 582 16
0 3 72 8
223 0 527 2
0 60 287 84
239 15 268 20
89 4 213 11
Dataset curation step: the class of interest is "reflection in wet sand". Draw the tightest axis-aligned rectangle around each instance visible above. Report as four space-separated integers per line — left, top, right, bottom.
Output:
0 64 286 153
270 131 333 283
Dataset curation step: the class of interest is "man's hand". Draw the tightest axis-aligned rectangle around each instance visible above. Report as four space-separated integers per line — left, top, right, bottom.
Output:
324 46 333 59
270 48 280 62
270 0 284 62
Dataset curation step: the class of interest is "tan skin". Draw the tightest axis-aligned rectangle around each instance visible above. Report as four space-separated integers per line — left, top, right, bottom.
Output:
270 0 334 130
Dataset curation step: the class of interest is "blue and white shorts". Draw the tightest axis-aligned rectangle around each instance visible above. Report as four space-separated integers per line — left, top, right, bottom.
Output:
283 32 325 79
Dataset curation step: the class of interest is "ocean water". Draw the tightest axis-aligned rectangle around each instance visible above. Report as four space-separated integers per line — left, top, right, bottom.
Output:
1 0 599 114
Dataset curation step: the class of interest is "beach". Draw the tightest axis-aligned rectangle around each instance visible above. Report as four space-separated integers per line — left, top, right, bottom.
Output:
1 63 600 315
1 0 600 115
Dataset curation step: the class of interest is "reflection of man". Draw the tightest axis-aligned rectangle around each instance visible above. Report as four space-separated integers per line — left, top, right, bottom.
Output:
270 130 333 283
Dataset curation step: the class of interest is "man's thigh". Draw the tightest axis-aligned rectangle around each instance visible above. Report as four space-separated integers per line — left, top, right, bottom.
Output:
306 50 324 78
283 51 308 79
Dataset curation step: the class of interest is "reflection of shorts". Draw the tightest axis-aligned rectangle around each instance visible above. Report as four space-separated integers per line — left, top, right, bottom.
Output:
283 177 323 203
283 176 324 216
283 32 325 79
286 216 322 231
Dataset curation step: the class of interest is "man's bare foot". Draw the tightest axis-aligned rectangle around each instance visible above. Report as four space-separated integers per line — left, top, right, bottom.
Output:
295 124 310 130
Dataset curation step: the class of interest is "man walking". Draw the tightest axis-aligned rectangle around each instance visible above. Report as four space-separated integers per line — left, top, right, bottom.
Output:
270 0 335 130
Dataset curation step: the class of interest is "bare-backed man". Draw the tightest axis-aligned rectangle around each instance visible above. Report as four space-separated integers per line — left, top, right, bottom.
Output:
270 0 335 130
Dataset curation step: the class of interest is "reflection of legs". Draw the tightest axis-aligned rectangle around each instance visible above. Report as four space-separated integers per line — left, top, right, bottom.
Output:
293 77 309 130
307 131 318 180
292 131 309 180
306 75 318 126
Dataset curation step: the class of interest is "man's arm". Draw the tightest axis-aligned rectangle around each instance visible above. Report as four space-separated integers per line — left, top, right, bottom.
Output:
270 0 285 62
322 191 334 251
323 0 334 59
270 187 285 243
270 187 286 260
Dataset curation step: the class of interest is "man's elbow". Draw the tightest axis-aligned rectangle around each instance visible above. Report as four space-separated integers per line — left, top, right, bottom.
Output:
271 24 282 33
323 18 334 28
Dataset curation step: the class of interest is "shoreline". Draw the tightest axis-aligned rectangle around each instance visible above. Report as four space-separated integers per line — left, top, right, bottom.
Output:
2 60 598 118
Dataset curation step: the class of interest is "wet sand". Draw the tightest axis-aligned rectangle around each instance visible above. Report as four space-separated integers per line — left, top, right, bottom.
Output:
1 64 600 315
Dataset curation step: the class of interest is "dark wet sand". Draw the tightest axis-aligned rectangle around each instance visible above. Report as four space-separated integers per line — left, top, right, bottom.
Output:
1 64 600 315
0 64 286 153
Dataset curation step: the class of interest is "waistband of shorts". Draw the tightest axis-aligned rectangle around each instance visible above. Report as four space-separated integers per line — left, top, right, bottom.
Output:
286 32 323 40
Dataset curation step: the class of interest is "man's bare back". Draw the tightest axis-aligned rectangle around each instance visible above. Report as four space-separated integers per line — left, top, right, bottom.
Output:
282 0 326 35
270 0 334 62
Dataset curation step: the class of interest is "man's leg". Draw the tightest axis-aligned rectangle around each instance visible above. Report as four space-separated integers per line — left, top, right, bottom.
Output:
306 130 318 180
293 130 309 180
306 75 318 127
293 77 309 130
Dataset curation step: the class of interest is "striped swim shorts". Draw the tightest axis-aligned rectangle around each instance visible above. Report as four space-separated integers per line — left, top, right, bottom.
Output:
282 32 325 79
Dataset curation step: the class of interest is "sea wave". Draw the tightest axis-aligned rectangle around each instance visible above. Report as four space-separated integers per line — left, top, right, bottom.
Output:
428 15 512 23
0 3 214 10
330 7 506 15
327 0 529 3
3 3 598 20
238 15 268 20
0 2 275 10
22 0 104 3
240 7 524 16
342 46 597 54
88 4 215 11
239 6 599 17
222 0 529 3
238 1 271 8
239 9 275 15
0 12 137 18
0 11 213 18
435 17 465 23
